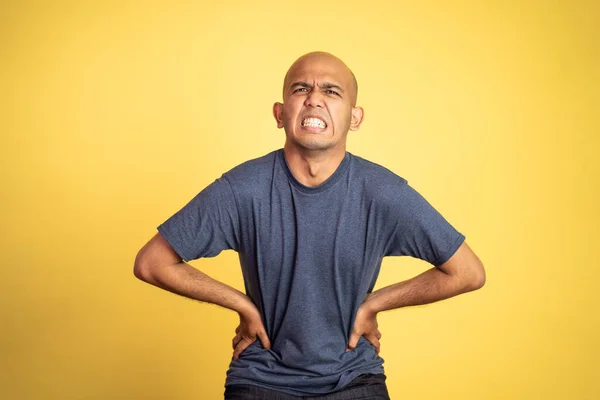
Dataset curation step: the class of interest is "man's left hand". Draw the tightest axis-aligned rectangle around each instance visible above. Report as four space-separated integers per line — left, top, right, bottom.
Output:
347 302 381 354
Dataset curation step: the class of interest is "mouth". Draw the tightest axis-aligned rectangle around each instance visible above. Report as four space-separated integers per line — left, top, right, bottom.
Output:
301 116 327 130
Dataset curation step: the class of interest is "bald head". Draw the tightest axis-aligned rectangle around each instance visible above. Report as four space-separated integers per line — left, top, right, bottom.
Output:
283 52 359 106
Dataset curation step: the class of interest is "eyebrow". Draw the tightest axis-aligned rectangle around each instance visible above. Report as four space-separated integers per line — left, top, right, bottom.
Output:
290 81 345 93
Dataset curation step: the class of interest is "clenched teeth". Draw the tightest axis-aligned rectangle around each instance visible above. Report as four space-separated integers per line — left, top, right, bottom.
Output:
302 117 326 128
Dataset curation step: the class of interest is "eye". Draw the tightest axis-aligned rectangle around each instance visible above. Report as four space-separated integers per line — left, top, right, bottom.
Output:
293 87 309 93
326 89 340 96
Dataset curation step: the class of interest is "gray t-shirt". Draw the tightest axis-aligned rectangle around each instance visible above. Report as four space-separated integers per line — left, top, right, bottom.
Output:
157 149 465 396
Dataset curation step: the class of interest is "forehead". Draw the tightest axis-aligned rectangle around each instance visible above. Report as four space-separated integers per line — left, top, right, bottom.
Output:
285 57 353 89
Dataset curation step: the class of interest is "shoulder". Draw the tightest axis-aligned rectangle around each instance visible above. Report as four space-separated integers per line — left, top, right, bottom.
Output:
219 149 280 194
349 153 407 183
348 153 409 198
222 150 278 179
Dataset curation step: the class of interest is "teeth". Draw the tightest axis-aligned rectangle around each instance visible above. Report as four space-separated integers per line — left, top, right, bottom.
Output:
302 117 326 128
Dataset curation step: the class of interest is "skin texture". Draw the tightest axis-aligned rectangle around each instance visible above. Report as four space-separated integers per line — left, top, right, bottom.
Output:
134 51 486 361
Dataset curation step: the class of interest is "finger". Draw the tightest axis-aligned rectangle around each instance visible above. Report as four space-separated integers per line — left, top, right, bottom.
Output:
232 334 241 350
366 335 381 354
347 332 360 351
235 325 241 334
376 330 382 340
257 330 271 350
233 338 254 360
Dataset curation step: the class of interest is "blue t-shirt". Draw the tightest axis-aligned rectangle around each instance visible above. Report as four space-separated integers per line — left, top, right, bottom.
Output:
157 149 465 396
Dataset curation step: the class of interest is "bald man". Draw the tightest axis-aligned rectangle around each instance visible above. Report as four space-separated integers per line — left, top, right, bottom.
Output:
134 52 485 399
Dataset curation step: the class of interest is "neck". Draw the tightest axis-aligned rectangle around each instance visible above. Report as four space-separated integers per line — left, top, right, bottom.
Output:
283 143 346 187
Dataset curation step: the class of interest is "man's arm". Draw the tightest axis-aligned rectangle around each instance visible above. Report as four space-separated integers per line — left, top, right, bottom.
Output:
134 233 271 359
348 241 485 353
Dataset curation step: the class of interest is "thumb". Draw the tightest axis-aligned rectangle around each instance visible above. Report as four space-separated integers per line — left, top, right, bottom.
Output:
347 332 360 351
257 330 271 350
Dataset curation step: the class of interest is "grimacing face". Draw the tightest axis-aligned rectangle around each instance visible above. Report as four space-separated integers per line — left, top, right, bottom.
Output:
273 54 364 153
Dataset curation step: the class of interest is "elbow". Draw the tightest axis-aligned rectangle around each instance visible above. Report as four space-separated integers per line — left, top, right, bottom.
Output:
133 233 181 284
466 261 486 292
133 250 153 282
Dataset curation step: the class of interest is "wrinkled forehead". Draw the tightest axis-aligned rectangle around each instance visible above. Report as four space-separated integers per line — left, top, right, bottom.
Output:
285 62 346 87
283 57 357 100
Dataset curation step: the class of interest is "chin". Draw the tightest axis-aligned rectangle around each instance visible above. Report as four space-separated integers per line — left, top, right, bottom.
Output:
294 138 333 152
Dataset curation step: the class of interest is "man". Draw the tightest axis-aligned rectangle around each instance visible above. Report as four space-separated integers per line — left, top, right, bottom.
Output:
134 51 486 399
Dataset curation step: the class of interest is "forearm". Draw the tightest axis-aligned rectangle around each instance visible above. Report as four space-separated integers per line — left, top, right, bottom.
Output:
138 262 254 315
363 266 479 314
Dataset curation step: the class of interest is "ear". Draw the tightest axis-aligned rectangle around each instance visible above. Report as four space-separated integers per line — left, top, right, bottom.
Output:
349 106 364 131
273 102 284 129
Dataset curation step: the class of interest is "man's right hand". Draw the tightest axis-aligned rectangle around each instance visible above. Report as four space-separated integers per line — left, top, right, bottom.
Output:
231 305 271 360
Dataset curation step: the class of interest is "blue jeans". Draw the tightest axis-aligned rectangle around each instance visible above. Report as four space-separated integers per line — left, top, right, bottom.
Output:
224 373 390 399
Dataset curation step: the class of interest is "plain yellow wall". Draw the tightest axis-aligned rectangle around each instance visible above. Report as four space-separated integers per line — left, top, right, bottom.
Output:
2 0 598 399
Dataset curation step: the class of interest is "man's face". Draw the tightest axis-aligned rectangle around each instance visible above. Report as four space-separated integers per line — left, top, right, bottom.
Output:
273 54 363 153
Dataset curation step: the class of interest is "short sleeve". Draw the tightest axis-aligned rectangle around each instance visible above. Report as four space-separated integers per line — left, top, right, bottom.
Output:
383 183 465 267
157 176 240 261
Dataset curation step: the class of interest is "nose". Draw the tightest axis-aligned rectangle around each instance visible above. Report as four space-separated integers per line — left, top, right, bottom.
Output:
304 89 324 108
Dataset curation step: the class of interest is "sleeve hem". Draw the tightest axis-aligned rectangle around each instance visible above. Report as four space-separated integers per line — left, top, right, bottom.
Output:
433 233 466 267
157 224 194 262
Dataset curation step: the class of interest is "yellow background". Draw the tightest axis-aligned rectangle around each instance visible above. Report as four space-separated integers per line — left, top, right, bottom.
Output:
2 0 598 398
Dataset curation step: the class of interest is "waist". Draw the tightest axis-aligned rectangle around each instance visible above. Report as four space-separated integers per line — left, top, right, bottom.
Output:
225 339 384 396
